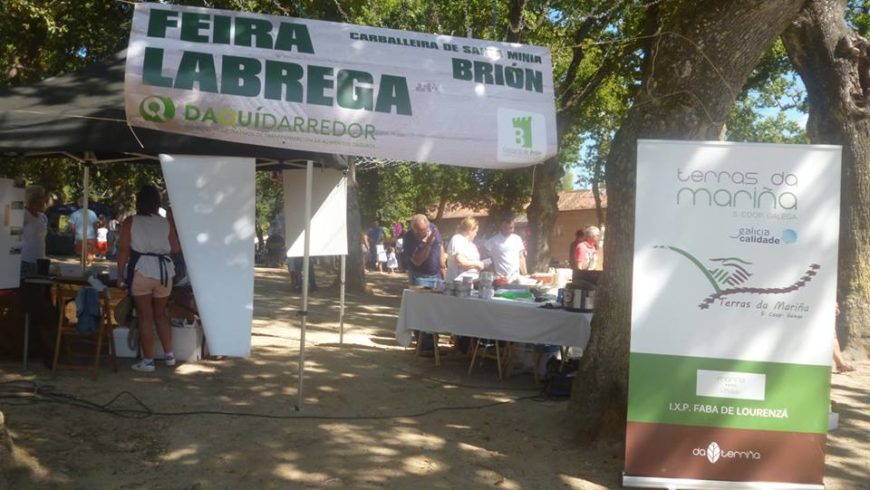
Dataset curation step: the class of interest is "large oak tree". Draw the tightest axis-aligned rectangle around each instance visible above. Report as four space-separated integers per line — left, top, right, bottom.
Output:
569 0 808 440
783 0 870 360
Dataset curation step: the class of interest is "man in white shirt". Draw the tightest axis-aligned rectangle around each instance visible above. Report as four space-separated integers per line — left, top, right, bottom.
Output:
484 215 526 280
68 196 98 264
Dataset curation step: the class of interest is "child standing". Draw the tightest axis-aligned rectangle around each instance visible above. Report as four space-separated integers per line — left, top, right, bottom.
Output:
95 216 109 259
386 245 398 273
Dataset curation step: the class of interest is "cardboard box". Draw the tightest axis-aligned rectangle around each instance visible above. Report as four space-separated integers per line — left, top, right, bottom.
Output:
112 322 203 362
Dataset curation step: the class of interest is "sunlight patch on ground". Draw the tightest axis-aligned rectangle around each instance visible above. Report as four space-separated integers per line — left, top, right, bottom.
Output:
401 454 445 475
272 464 331 483
457 441 503 459
366 445 400 456
160 446 199 463
175 363 219 374
388 427 446 449
474 468 518 488
559 474 610 489
445 424 471 430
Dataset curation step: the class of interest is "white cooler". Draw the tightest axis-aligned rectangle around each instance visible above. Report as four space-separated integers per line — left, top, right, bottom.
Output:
113 321 204 362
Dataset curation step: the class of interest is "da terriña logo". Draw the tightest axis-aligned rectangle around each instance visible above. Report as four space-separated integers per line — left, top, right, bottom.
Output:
692 441 761 463
139 95 176 123
655 245 819 309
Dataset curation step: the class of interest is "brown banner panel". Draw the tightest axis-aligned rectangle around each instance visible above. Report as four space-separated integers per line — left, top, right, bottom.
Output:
624 422 825 484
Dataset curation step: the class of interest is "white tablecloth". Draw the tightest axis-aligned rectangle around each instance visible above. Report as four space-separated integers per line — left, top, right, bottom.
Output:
395 289 592 347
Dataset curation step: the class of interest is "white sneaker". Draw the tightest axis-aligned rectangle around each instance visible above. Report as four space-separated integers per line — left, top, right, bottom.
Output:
132 360 155 373
164 354 176 367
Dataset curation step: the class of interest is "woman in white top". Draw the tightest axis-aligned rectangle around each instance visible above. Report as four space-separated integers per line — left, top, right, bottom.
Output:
446 217 486 282
20 185 48 278
117 185 180 373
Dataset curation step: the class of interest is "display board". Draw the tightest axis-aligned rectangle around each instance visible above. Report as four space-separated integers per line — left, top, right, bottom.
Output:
0 179 24 288
283 169 347 257
161 154 256 357
125 3 557 169
624 140 841 489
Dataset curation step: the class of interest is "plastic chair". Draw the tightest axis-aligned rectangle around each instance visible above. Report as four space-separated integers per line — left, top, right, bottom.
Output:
51 284 118 379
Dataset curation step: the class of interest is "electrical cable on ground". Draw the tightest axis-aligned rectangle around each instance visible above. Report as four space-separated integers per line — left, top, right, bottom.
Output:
0 380 557 421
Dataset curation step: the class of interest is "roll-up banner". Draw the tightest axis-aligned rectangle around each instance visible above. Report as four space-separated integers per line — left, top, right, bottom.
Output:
125 3 557 169
624 140 841 489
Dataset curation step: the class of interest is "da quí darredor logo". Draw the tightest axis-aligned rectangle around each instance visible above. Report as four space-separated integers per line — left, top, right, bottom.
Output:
139 95 176 123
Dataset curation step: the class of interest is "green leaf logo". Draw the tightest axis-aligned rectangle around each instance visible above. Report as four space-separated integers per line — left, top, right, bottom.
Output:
139 96 176 123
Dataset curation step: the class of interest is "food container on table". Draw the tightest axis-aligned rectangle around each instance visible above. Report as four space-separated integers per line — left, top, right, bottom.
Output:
563 283 575 308
571 289 584 310
583 290 595 310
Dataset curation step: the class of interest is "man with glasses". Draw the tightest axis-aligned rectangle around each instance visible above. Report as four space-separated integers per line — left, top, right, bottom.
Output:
401 214 443 287
401 214 444 354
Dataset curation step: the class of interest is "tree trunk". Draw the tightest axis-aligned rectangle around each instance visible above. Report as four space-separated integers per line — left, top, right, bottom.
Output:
526 156 562 272
344 160 367 292
568 0 807 442
782 0 870 360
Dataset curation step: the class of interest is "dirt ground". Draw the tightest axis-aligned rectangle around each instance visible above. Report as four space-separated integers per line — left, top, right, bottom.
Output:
0 266 867 489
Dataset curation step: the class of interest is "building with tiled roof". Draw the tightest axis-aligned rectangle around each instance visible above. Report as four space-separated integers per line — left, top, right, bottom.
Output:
435 189 607 267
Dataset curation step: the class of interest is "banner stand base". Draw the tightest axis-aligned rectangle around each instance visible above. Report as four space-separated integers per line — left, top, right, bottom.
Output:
622 475 823 490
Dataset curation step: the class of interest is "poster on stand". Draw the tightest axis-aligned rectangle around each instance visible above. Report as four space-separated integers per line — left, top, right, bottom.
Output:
283 169 347 257
624 140 841 489
0 179 24 289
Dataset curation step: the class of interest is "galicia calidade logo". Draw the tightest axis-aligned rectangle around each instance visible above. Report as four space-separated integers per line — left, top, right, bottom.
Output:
692 441 761 464
729 227 798 245
139 96 176 123
782 229 798 244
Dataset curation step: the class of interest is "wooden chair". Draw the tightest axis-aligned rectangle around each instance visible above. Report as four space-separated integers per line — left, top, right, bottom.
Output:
51 284 118 379
468 338 511 380
414 331 445 366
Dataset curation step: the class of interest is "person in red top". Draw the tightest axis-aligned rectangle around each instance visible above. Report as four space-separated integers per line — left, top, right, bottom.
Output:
574 226 601 270
567 229 584 269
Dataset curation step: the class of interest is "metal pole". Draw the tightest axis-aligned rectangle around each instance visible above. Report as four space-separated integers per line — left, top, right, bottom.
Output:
339 254 346 344
81 161 91 274
296 161 314 410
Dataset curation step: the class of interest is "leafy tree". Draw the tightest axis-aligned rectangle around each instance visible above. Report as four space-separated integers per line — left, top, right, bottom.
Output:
570 0 807 441
783 0 870 359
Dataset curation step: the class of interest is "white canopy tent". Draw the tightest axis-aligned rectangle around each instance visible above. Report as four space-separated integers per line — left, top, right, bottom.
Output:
123 2 557 409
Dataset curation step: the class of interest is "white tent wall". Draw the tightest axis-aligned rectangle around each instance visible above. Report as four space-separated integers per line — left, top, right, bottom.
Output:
160 154 256 357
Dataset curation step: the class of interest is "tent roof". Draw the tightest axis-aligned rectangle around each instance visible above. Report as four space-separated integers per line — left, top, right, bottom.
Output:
0 51 346 169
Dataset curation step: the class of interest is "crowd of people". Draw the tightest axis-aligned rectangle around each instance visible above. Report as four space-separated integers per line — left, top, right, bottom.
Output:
363 213 601 287
19 184 186 374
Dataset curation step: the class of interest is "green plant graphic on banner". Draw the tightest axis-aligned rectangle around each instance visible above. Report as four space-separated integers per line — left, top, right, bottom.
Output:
655 245 820 309
512 116 532 148
139 95 176 123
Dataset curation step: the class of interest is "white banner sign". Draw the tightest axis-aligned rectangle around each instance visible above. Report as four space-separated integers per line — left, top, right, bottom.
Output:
283 168 348 257
624 140 842 489
125 3 557 169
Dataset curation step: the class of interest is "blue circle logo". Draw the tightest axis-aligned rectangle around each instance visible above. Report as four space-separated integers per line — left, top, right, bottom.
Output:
782 229 798 244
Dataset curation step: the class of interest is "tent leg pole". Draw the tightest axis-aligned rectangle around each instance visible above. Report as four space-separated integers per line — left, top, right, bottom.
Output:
81 161 91 274
297 160 314 411
339 254 346 345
